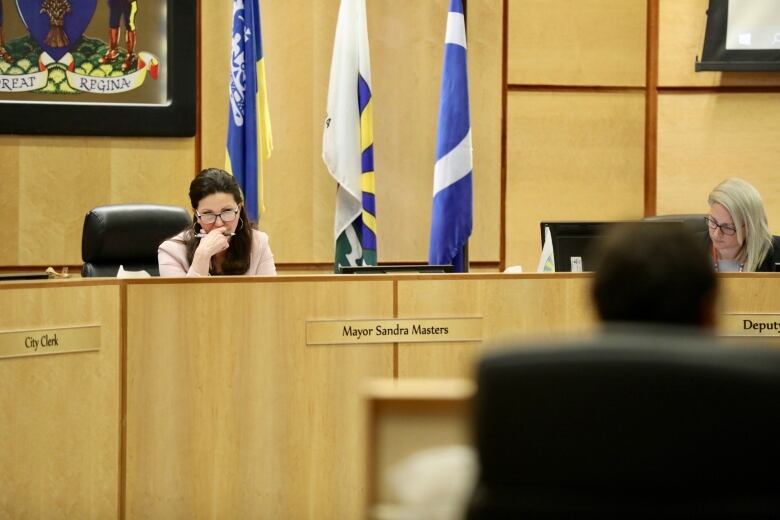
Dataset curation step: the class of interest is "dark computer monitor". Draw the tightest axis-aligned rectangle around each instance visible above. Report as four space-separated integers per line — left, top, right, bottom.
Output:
540 221 687 272
540 222 616 272
338 264 454 274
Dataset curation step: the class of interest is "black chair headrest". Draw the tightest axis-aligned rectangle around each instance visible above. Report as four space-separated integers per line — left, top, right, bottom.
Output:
81 203 191 264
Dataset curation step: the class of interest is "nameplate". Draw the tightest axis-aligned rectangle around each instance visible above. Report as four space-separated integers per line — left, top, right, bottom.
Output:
0 325 101 359
720 314 780 337
306 318 482 345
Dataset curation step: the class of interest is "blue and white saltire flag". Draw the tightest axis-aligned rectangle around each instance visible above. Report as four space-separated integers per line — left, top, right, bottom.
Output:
226 0 273 222
429 0 473 273
323 0 377 269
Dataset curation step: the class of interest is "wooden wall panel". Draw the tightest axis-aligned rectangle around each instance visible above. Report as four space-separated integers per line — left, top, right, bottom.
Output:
505 91 646 272
0 284 120 518
656 93 780 233
17 137 112 266
261 1 339 263
658 0 780 87
469 0 503 262
0 137 20 265
199 0 232 174
508 0 647 86
108 138 194 207
369 0 442 261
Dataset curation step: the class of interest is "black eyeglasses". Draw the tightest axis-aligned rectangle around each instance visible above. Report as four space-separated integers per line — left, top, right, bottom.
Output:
704 216 737 236
196 208 239 225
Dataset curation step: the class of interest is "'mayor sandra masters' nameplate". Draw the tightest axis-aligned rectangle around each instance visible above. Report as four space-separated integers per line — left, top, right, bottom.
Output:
720 314 780 337
306 318 482 345
0 325 101 359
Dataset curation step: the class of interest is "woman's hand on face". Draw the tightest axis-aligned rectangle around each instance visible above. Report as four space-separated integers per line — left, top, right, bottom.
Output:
197 228 231 257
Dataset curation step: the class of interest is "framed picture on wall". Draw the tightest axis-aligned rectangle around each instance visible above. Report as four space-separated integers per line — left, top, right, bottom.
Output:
0 0 195 137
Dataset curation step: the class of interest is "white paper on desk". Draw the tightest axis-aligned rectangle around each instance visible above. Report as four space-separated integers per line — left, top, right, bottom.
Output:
117 265 151 279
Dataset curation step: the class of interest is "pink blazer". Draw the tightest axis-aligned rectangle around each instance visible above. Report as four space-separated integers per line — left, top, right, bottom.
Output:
158 229 276 277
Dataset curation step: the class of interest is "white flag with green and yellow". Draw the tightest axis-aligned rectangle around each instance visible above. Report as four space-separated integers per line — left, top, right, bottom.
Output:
322 0 377 270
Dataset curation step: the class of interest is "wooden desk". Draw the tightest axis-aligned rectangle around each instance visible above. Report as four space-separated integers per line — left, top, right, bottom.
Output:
1 273 779 518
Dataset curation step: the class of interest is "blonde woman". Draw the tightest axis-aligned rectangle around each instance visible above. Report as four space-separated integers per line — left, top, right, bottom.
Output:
706 178 779 272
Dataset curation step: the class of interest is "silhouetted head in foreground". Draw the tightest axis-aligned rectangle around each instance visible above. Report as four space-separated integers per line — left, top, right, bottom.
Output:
591 223 717 329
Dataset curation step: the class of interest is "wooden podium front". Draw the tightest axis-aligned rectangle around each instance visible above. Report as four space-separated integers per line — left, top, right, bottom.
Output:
125 278 395 518
0 280 121 518
1 273 778 518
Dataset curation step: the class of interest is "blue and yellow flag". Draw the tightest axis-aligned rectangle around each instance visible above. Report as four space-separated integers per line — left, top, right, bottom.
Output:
322 0 377 269
227 0 273 222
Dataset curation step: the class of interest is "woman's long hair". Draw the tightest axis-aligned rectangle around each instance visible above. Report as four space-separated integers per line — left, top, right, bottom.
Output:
708 178 773 272
183 168 254 274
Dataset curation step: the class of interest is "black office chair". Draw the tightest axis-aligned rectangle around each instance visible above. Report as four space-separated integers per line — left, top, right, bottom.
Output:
467 332 780 519
81 203 191 277
643 213 707 235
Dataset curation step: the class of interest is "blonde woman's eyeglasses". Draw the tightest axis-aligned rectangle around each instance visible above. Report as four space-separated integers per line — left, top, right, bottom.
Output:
704 216 737 236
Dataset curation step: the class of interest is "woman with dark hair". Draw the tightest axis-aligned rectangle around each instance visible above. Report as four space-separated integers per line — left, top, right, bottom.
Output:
158 168 276 276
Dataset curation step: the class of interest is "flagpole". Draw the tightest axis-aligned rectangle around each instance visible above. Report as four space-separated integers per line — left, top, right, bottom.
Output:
461 0 469 274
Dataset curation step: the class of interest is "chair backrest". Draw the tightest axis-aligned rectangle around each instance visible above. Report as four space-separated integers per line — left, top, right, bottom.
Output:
468 332 780 519
643 213 707 235
81 204 191 277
